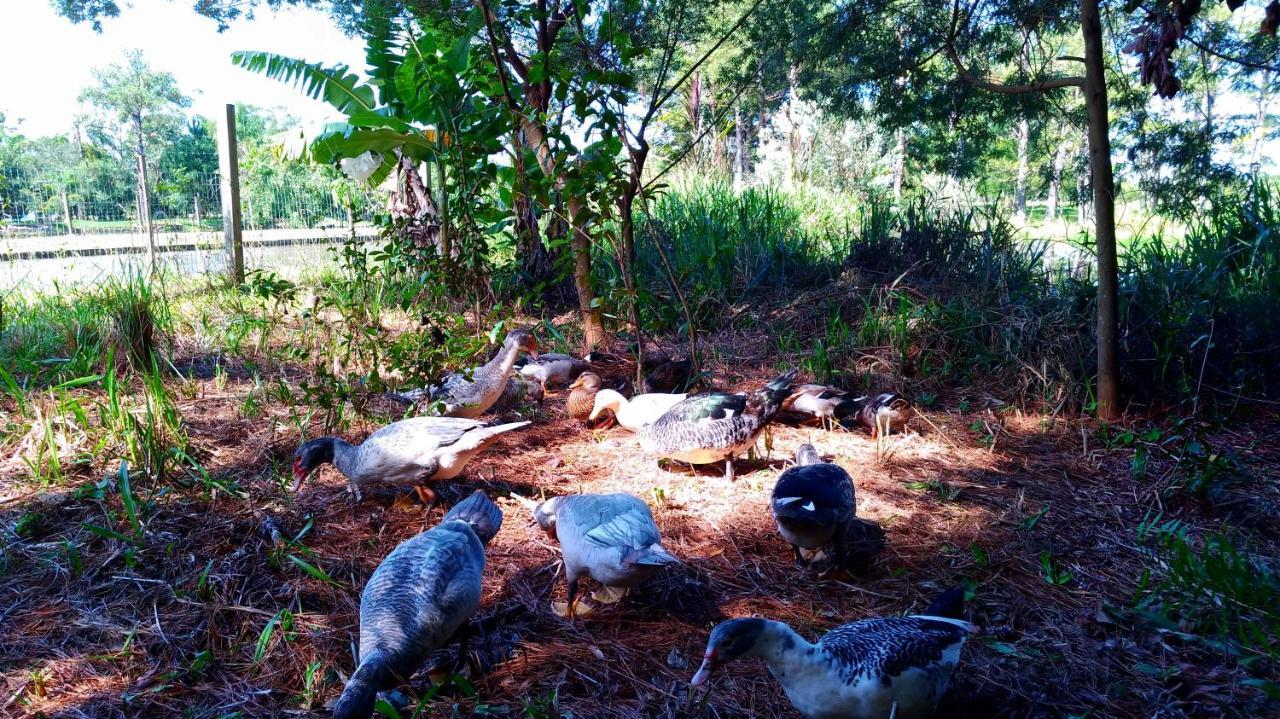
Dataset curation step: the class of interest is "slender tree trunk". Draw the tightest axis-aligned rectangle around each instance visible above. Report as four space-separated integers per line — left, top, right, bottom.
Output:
1249 70 1272 173
511 132 558 293
1047 136 1069 221
1014 118 1030 223
892 128 906 201
787 65 800 189
1077 140 1092 224
1082 0 1120 421
519 117 603 345
133 115 155 274
734 105 746 192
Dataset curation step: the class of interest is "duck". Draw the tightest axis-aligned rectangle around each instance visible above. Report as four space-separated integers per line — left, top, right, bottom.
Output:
643 357 695 394
566 371 604 423
690 587 976 719
531 492 679 619
517 352 587 393
490 374 545 414
839 392 914 437
638 370 798 479
393 329 538 418
587 388 687 431
332 491 502 719
783 384 859 431
291 417 530 503
772 444 856 566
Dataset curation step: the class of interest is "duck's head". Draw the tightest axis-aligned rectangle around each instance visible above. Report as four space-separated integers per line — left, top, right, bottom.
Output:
570 372 603 392
588 388 626 420
291 438 335 491
505 328 539 358
531 496 562 539
691 617 768 685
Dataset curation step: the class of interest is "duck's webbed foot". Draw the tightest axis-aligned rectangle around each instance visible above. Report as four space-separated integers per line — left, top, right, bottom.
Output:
414 485 437 506
591 586 629 604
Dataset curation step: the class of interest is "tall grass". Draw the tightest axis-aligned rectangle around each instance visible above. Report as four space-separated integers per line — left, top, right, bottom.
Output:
1120 180 1280 406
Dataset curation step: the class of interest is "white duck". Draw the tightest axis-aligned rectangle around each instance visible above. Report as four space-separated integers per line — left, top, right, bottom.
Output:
691 588 976 719
587 388 687 431
291 416 530 503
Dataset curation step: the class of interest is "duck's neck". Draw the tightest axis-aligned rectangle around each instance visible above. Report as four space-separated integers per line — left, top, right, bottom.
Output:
753 621 825 683
330 439 360 479
484 342 520 380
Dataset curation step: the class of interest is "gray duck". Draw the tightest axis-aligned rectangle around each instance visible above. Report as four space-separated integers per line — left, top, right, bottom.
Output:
490 374 544 414
517 352 587 392
532 492 679 618
639 370 798 479
691 587 976 719
393 329 538 418
292 417 529 503
332 491 503 719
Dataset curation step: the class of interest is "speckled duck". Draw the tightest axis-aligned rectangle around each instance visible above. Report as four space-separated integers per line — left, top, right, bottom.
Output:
332 491 503 719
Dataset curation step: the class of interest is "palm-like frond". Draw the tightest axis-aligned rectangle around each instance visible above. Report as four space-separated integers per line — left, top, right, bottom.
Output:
231 51 376 115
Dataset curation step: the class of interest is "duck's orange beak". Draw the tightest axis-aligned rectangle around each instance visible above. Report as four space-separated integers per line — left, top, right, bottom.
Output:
568 376 585 389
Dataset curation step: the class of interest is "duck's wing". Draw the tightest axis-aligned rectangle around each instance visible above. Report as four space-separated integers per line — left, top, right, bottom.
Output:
771 464 855 522
365 417 484 452
817 616 975 684
655 392 746 425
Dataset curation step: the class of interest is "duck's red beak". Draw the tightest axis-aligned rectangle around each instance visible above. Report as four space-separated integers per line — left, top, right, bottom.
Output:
690 651 717 686
291 459 306 492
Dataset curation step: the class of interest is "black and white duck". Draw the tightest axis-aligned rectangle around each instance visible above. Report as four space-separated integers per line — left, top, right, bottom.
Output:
638 370 798 479
292 417 530 503
332 491 502 719
516 352 587 393
839 392 914 438
783 384 859 431
588 388 688 431
394 329 538 418
691 588 976 719
772 444 854 565
531 492 679 618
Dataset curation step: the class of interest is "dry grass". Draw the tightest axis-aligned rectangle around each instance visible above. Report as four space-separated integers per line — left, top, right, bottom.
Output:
1 324 1278 719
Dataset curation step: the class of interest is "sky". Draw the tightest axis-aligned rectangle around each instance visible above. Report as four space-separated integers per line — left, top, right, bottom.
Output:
0 0 366 136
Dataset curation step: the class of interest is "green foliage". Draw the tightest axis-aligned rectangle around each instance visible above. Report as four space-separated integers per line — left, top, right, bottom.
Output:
1120 180 1280 406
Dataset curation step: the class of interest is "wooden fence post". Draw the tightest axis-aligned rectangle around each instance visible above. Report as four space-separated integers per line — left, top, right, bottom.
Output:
60 189 74 235
136 153 156 273
217 103 245 284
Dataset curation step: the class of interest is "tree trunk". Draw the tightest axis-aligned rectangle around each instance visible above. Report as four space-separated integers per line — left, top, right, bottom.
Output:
787 65 800 189
1082 0 1120 421
133 115 155 274
1077 140 1092 224
1047 135 1069 221
1249 70 1272 173
567 195 605 349
734 105 746 191
519 117 603 346
1014 117 1030 223
892 128 906 201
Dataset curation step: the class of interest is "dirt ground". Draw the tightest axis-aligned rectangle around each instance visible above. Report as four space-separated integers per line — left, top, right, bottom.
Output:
1 354 1277 718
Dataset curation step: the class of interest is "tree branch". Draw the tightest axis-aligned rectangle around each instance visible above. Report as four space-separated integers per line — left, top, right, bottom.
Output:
944 0 1083 94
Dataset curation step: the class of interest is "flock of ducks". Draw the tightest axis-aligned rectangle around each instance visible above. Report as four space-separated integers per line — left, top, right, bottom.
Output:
291 329 973 719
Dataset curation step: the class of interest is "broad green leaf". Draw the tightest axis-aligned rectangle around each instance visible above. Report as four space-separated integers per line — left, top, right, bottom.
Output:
232 51 375 114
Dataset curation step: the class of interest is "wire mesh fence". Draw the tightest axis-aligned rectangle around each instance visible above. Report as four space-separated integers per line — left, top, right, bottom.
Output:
0 159 384 240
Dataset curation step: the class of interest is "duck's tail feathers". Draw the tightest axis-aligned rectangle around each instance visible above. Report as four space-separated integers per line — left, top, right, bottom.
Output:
386 388 428 405
922 585 967 620
333 651 388 719
443 490 504 544
626 543 681 566
753 369 800 419
456 420 532 451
